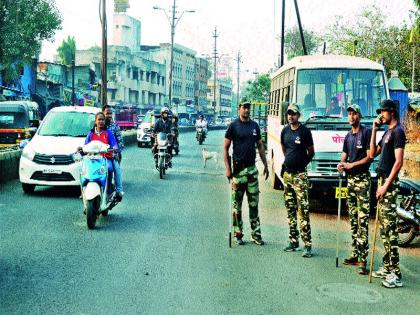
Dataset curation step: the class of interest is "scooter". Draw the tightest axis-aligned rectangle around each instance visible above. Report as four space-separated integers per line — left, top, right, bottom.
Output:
397 178 420 247
154 132 171 179
76 141 120 229
196 127 206 145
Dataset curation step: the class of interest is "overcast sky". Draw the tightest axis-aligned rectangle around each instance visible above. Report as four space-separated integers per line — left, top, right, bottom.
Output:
40 0 416 83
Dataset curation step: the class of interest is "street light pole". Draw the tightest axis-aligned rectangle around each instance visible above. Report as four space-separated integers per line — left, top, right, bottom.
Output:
153 2 195 113
213 26 219 121
100 0 108 107
235 51 242 111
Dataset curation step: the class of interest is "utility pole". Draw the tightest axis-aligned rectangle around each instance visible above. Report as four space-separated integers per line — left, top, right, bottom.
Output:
100 0 108 107
280 0 285 66
168 0 176 111
293 0 307 55
212 26 219 120
235 51 242 111
71 59 75 104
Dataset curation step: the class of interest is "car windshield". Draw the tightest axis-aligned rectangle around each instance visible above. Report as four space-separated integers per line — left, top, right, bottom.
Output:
296 69 387 121
38 111 96 137
0 112 27 128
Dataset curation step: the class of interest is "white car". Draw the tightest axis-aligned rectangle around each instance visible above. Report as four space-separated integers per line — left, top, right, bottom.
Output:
137 121 152 147
19 106 100 193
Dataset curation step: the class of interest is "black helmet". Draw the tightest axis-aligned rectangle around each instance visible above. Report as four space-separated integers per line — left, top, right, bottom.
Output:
199 114 204 119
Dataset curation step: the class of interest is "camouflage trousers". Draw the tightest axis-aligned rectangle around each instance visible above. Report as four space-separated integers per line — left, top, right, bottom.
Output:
346 172 371 264
231 165 261 239
283 171 312 248
378 177 401 278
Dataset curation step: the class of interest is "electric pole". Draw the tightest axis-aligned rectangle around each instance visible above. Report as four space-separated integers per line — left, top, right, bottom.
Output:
212 26 219 120
100 0 108 107
235 51 242 111
280 0 285 67
168 0 176 111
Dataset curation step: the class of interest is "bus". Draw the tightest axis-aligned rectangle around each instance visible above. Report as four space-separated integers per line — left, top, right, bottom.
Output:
115 106 138 130
267 55 388 200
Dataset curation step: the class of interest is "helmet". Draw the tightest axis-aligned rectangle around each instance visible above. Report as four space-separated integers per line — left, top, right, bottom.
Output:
199 114 204 119
160 107 169 114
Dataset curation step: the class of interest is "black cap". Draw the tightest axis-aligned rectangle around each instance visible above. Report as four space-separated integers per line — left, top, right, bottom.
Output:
376 99 397 114
239 102 251 108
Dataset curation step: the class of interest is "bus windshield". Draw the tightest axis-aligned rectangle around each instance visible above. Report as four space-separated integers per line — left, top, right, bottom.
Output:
296 69 387 120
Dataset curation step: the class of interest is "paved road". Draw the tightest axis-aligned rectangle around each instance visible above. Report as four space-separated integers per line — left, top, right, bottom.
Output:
1 130 419 314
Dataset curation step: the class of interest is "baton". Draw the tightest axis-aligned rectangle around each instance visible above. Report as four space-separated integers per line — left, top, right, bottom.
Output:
336 172 343 267
369 177 383 283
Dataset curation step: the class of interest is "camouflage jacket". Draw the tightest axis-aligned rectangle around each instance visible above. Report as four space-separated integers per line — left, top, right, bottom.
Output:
107 121 124 152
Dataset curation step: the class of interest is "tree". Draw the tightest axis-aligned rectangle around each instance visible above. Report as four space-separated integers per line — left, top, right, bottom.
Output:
0 0 62 82
57 36 76 65
240 74 271 103
325 4 420 92
284 26 320 60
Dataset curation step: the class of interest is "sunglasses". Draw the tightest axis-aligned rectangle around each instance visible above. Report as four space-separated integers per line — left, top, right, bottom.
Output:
287 111 298 116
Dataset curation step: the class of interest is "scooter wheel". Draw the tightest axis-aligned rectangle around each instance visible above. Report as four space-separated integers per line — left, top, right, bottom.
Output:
86 198 99 229
101 210 109 217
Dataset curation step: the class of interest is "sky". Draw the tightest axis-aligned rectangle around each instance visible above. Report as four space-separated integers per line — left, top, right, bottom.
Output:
40 0 417 84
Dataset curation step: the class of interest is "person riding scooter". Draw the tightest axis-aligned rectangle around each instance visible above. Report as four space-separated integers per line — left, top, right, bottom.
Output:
153 107 173 167
195 114 208 143
77 112 119 195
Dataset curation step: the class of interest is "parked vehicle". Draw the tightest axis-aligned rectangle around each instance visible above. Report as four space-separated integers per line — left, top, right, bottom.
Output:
19 106 99 193
397 178 420 247
155 132 171 179
0 101 39 147
196 127 206 145
77 141 120 229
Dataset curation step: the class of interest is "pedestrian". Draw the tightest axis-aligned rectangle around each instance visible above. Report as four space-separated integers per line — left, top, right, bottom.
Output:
223 102 269 246
337 104 372 274
281 104 315 258
103 105 124 201
369 99 406 288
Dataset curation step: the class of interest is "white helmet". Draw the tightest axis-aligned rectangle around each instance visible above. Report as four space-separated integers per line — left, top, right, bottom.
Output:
161 107 169 114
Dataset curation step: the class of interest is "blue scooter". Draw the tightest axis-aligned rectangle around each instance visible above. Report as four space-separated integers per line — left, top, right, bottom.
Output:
76 141 119 229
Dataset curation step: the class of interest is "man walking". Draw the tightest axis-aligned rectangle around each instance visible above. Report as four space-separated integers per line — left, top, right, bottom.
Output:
370 99 406 288
103 105 124 201
224 102 269 246
337 104 372 274
281 104 314 258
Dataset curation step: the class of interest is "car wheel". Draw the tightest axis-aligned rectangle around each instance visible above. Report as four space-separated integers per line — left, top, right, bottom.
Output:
22 183 35 194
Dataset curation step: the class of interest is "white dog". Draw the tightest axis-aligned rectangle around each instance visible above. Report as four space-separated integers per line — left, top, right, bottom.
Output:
202 147 218 168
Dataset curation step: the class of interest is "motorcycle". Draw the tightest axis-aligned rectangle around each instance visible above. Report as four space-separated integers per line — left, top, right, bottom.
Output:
196 127 206 145
76 141 120 229
154 132 172 179
397 178 420 247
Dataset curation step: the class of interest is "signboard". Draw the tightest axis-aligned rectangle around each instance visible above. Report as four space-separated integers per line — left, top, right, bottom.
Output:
84 99 94 107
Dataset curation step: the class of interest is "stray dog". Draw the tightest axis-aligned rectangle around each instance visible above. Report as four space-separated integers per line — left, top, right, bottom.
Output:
202 148 218 168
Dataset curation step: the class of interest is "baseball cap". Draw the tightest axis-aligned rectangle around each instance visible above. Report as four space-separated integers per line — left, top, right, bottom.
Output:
239 102 251 108
347 104 362 116
376 99 397 114
287 103 300 115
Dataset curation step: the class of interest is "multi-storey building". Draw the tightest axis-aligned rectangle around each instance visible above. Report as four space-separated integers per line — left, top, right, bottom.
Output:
142 43 196 115
207 78 233 117
194 57 210 113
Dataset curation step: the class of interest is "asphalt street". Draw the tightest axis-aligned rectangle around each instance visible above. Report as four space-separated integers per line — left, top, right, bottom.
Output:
1 130 419 315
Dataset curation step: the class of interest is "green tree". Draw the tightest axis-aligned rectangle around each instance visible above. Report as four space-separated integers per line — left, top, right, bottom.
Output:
57 36 76 65
325 4 420 92
284 26 320 59
0 0 62 81
241 74 271 103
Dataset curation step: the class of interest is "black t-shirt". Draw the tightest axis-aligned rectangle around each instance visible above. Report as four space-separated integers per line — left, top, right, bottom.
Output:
154 118 172 134
342 125 372 175
377 124 406 178
280 124 314 172
225 118 261 166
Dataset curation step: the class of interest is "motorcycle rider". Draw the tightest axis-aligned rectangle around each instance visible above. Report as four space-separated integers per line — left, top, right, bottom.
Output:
103 105 124 201
195 114 208 140
153 107 173 167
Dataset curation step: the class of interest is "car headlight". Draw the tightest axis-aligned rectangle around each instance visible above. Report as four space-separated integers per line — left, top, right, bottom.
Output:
22 146 36 161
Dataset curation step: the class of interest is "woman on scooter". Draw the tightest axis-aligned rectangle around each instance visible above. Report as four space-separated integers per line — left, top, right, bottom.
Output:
78 112 119 182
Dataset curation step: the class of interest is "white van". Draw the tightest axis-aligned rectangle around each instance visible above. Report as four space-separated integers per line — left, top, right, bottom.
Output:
19 106 100 193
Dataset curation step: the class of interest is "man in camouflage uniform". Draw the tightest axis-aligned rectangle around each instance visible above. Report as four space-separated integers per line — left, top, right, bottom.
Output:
281 104 314 258
224 102 269 245
370 99 406 288
337 104 372 274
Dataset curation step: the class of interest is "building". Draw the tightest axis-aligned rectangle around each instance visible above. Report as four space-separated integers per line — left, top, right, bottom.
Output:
76 45 166 113
194 57 210 113
142 43 196 115
207 78 233 117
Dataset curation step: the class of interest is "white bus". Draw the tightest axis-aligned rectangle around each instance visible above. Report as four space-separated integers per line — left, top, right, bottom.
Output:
267 55 388 200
